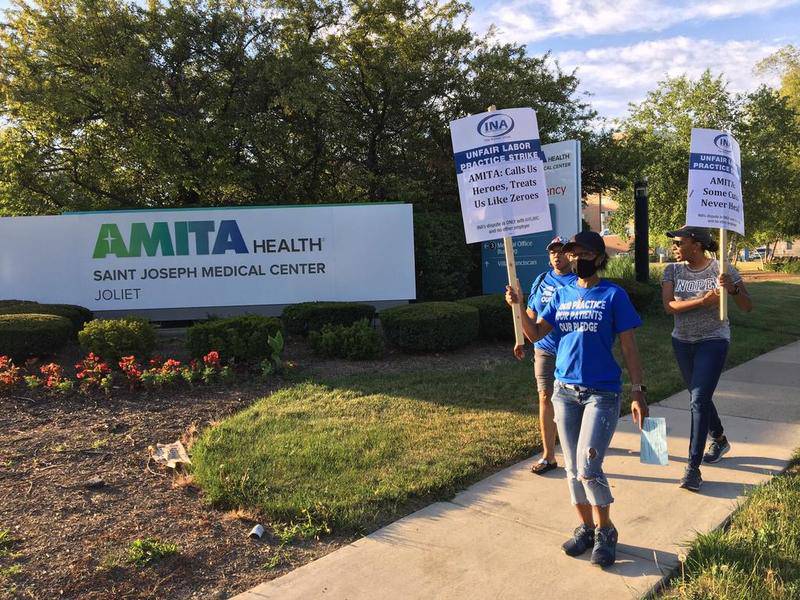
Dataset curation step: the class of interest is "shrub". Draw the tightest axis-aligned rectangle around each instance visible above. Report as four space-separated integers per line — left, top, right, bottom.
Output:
78 318 157 362
457 294 515 341
0 314 73 359
781 260 800 274
126 538 178 567
605 278 658 313
414 212 474 300
604 256 636 280
282 302 376 336
187 315 283 363
380 302 479 352
308 319 384 360
0 302 92 336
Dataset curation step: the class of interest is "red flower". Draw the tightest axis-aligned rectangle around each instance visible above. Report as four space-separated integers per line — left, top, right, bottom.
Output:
202 351 221 367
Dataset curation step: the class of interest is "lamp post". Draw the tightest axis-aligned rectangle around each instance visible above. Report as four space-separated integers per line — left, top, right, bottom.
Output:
634 179 649 283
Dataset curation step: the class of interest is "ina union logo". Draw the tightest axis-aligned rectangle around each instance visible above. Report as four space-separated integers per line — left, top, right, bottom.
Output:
477 113 515 138
713 134 732 153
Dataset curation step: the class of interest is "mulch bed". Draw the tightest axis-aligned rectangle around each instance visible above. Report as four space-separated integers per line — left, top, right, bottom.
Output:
0 335 517 599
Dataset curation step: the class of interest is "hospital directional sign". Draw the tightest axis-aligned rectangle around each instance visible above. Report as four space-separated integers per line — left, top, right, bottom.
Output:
481 205 555 294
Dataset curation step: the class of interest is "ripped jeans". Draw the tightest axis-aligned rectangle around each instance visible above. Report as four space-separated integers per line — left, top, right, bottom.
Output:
552 381 621 507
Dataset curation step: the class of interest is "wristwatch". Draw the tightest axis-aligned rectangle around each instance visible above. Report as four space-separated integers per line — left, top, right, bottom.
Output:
631 384 647 393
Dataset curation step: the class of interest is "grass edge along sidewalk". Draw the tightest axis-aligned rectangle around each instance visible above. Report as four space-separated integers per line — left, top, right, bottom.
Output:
191 280 800 534
657 450 800 600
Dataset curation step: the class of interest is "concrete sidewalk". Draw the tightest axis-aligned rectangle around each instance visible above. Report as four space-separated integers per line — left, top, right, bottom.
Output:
234 341 800 600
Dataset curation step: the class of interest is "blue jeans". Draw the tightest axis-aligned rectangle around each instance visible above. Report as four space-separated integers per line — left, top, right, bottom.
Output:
552 382 621 507
671 337 729 469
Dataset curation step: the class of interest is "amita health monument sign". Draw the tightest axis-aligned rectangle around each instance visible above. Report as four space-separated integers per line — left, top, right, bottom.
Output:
0 204 416 312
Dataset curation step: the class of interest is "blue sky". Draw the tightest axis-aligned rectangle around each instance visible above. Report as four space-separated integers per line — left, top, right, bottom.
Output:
469 0 800 121
2 0 798 122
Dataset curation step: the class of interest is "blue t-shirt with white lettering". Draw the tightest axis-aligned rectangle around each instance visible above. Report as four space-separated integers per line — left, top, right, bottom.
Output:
539 280 642 392
527 269 578 355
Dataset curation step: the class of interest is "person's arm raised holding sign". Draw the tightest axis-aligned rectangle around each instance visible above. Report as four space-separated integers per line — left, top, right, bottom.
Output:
506 231 647 569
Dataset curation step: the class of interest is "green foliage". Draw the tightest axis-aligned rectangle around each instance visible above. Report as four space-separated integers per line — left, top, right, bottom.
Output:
126 538 179 567
272 509 331 544
611 71 738 236
0 0 595 214
603 256 637 280
0 313 73 359
259 331 285 377
282 302 376 336
308 319 384 360
605 278 658 313
192 281 800 534
665 461 800 600
457 294 514 341
756 44 800 115
78 317 157 362
186 315 283 363
0 301 92 336
764 259 800 274
0 529 13 559
414 213 474 300
612 71 800 246
782 261 800 274
380 302 478 352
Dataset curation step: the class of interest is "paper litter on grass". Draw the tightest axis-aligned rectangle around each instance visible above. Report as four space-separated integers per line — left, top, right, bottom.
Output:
152 441 192 468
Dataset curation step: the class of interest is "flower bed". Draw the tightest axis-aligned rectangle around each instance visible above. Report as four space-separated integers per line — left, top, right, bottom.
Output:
0 347 270 397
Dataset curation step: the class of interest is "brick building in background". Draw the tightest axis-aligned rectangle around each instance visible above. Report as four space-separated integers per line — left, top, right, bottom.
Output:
583 192 631 256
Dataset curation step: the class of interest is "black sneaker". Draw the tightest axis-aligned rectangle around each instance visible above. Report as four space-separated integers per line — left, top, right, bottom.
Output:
561 524 595 557
590 526 618 568
703 436 731 464
679 466 703 491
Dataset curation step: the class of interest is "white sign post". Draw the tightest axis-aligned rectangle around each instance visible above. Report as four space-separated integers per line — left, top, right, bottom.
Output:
450 106 552 345
686 127 744 320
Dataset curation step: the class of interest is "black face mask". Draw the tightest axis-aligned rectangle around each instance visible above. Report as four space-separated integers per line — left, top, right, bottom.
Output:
573 258 599 279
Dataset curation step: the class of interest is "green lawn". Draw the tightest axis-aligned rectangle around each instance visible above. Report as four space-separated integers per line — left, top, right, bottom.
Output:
661 451 800 600
192 280 800 533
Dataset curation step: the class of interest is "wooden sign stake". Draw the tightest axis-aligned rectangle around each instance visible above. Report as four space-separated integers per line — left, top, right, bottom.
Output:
488 104 525 346
719 228 728 321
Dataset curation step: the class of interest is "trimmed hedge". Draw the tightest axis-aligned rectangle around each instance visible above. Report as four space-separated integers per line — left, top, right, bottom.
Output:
308 319 384 360
457 294 515 341
187 315 283 363
282 302 376 336
0 313 73 359
78 318 157 362
380 302 479 352
414 213 474 300
605 278 658 313
0 301 92 336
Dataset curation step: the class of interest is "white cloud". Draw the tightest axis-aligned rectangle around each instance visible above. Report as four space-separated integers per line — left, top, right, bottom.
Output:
553 37 784 120
473 0 799 44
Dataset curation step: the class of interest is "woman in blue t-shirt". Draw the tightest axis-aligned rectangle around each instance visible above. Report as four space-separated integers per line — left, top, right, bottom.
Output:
505 231 648 569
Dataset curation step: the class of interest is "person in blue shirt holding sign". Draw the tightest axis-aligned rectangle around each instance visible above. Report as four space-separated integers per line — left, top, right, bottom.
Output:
515 236 577 475
505 231 648 569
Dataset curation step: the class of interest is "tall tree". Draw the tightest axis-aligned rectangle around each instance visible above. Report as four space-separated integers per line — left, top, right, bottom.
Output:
735 85 800 252
1 0 599 215
609 71 739 235
755 45 800 116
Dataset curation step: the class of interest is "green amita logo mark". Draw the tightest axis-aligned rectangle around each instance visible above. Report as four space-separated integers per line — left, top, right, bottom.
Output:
93 220 248 258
